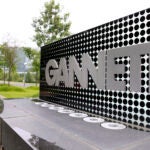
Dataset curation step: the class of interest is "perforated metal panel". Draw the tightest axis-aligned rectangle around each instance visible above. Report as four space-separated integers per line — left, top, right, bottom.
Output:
40 8 150 129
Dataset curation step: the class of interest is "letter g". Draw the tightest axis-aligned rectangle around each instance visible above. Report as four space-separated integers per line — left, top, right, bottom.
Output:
45 59 58 86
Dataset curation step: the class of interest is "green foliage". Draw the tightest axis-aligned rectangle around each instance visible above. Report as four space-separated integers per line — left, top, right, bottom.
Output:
17 73 26 82
22 47 40 85
25 72 34 83
11 72 20 82
0 84 39 98
0 46 5 65
22 47 34 59
32 51 40 86
32 0 71 47
0 69 3 80
0 56 4 66
0 43 18 85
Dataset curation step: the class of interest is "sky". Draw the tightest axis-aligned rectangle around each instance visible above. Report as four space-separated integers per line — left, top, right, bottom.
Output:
0 0 150 49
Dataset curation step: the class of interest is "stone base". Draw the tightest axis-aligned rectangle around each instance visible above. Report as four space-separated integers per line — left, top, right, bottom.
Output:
0 99 150 150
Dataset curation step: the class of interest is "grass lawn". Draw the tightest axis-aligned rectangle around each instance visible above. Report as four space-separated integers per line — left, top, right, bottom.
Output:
0 84 39 98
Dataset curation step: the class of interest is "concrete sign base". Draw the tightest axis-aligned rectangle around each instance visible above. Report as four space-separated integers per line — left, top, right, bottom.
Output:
0 99 150 150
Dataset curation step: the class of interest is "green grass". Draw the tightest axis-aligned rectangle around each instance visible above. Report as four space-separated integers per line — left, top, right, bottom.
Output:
0 84 39 98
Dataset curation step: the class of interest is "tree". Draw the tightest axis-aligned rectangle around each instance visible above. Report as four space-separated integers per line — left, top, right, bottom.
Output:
32 0 71 47
0 43 17 85
23 47 40 86
0 68 3 80
0 50 4 76
22 47 34 59
0 46 5 83
25 71 33 83
32 51 40 86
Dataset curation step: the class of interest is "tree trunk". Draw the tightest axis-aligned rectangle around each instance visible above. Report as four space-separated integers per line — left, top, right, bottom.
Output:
3 64 5 84
8 69 11 86
35 71 38 86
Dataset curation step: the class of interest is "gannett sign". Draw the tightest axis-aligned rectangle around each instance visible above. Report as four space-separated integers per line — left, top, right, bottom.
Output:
41 8 150 130
45 43 150 93
45 52 105 89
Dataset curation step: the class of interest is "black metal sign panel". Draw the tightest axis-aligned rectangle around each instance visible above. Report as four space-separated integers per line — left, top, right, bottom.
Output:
40 8 150 129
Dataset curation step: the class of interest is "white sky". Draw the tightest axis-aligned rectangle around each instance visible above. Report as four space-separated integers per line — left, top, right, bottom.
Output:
0 0 150 49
